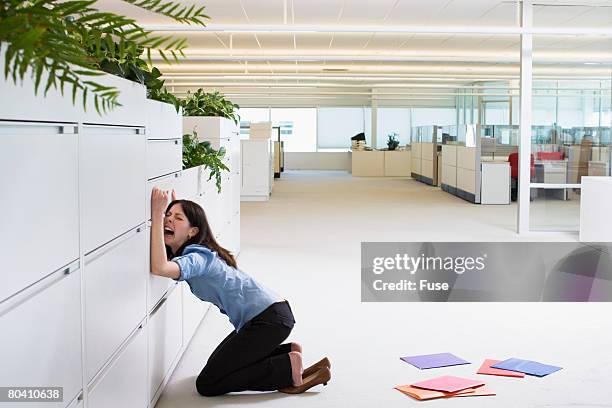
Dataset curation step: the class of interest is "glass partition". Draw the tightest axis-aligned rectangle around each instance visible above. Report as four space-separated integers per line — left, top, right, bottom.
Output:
529 30 612 232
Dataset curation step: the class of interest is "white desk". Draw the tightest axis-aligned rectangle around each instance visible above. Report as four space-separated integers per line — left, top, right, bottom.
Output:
351 150 411 177
351 150 385 176
383 150 411 176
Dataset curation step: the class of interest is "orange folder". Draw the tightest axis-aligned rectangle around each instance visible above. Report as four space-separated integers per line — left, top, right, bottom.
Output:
395 384 495 400
453 386 496 397
477 359 525 378
394 385 474 400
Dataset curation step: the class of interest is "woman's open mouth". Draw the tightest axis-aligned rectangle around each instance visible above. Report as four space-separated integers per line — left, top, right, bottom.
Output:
164 227 175 237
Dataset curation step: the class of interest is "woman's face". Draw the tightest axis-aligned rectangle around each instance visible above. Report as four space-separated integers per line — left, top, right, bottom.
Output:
164 203 199 253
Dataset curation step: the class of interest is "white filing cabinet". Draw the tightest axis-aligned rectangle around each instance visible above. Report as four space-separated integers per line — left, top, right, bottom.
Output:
146 138 182 181
183 116 241 253
87 324 147 408
182 282 212 347
84 225 148 382
241 139 273 201
0 69 202 408
148 285 183 405
0 265 82 408
81 125 146 254
0 122 79 303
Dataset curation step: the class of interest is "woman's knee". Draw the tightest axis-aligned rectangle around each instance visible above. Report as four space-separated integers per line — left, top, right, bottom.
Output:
196 376 223 397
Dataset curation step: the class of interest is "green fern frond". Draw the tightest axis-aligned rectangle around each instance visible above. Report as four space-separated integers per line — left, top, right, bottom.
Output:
120 0 210 25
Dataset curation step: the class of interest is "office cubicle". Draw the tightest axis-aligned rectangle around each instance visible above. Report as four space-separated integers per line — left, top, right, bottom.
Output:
410 125 442 185
440 125 483 203
440 124 515 204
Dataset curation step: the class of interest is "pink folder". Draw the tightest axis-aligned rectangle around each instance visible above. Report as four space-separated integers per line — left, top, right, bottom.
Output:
412 375 485 393
478 359 525 378
453 385 496 397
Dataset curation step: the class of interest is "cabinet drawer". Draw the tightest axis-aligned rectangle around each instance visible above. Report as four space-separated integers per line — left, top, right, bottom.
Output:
146 172 179 220
0 268 82 408
147 139 182 180
87 326 147 408
194 189 222 235
0 123 79 301
84 227 147 382
145 225 176 311
182 282 210 346
177 166 200 199
81 125 145 254
145 168 200 220
149 286 183 402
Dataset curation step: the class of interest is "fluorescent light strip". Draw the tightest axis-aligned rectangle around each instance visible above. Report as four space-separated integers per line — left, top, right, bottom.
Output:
142 23 612 36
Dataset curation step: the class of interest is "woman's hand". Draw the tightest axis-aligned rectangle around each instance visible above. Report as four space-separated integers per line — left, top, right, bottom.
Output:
151 187 169 219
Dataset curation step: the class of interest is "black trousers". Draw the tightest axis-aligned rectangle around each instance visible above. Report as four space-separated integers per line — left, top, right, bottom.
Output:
196 300 296 396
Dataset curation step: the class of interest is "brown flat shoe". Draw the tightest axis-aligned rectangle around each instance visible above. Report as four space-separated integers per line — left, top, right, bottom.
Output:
278 367 331 394
302 357 331 379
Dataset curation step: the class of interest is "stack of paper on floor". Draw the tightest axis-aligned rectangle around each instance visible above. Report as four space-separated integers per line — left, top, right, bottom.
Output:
400 352 470 369
491 358 562 377
395 376 494 401
477 359 526 378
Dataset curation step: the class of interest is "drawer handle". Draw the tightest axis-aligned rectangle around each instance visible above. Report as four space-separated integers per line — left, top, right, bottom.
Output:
150 296 168 317
174 140 179 145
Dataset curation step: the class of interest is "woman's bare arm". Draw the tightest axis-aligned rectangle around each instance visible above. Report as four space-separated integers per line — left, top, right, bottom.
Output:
150 187 180 279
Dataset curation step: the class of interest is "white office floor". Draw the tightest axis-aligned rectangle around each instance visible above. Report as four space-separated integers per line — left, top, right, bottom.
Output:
156 171 612 408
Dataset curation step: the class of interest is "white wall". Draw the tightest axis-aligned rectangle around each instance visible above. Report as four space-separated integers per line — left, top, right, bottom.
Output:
285 152 351 171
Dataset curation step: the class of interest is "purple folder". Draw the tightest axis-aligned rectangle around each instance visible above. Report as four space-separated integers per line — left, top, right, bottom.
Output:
490 358 562 377
400 353 470 370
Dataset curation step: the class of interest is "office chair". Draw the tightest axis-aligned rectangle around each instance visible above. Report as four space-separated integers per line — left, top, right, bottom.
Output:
508 152 535 202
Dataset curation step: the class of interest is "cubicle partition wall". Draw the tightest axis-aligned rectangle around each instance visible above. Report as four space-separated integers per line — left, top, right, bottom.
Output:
411 125 441 185
440 124 511 205
441 144 481 203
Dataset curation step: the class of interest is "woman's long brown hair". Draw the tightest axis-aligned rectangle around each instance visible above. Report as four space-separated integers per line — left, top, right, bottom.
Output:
165 199 237 268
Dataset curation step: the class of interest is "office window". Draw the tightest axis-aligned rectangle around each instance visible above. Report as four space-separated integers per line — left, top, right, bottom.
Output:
376 108 411 149
271 108 317 152
411 108 456 127
317 107 371 150
238 108 270 138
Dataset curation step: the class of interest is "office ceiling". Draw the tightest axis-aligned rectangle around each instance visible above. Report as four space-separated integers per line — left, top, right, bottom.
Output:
95 0 612 104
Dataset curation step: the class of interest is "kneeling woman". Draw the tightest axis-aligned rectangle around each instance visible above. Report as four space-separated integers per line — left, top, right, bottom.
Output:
150 188 331 396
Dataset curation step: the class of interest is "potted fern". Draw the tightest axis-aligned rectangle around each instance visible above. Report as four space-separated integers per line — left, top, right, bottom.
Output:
0 0 208 114
183 131 229 194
